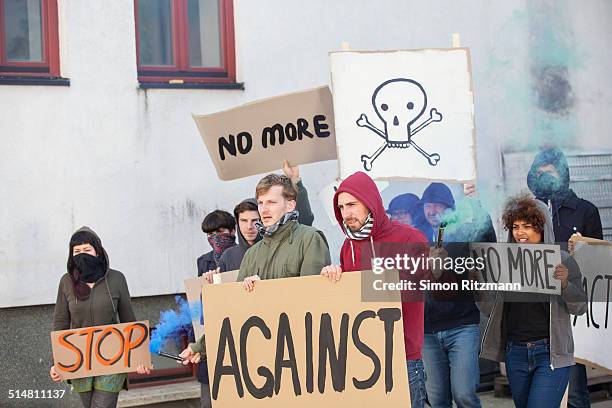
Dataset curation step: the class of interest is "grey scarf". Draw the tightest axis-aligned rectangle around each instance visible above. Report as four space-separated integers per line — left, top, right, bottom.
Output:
256 210 299 237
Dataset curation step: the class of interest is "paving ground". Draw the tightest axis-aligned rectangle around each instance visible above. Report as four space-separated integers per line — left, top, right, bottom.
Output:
118 380 612 408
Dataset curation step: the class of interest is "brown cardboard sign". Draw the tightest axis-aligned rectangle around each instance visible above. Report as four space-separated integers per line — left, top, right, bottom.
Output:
202 272 411 407
50 321 152 380
184 270 240 340
469 243 562 294
193 86 337 180
570 237 612 373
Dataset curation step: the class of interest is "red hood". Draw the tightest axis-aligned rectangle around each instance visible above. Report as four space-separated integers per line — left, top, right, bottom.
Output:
333 173 428 361
333 171 393 238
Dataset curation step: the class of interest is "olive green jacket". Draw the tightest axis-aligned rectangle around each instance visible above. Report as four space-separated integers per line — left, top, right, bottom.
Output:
52 269 136 331
192 221 330 356
237 220 331 281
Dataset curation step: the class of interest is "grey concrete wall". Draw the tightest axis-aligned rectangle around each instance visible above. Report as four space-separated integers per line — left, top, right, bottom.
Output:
0 295 182 408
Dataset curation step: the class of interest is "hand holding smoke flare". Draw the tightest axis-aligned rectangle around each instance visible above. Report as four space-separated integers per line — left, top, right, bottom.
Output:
149 296 202 362
438 198 493 242
436 222 448 248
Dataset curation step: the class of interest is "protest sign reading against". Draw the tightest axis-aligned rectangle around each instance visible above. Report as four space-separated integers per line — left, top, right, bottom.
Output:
469 243 562 294
193 86 337 180
330 49 476 182
571 237 612 373
184 270 239 340
50 321 152 380
201 272 411 407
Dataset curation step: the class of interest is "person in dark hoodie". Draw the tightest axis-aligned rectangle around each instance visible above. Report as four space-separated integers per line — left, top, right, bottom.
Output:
420 182 496 408
479 194 587 408
194 209 237 407
196 210 237 279
527 147 602 408
215 198 261 273
320 171 430 408
386 192 424 227
50 227 150 408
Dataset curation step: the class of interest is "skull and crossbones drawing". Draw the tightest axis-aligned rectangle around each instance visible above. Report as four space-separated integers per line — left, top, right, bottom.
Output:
356 78 443 171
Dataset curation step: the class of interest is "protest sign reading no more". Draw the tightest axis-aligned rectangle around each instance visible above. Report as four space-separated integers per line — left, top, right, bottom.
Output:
469 243 562 295
193 86 337 180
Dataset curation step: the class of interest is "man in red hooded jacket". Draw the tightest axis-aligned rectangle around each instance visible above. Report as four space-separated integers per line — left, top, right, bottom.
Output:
321 171 430 408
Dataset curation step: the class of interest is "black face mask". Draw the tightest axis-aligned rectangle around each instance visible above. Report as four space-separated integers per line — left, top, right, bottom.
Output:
73 253 106 283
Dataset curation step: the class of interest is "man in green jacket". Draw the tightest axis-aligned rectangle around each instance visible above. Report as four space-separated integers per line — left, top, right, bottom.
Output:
238 173 331 291
181 173 331 363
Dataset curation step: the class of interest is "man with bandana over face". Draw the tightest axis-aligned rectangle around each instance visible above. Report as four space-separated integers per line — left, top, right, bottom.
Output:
527 147 603 408
197 210 237 277
195 209 237 407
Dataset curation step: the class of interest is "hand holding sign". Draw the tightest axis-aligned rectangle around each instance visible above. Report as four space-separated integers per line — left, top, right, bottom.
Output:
568 231 582 255
136 364 152 375
204 268 220 284
320 264 343 283
282 160 301 184
243 275 260 292
463 183 477 197
49 366 61 382
553 263 569 290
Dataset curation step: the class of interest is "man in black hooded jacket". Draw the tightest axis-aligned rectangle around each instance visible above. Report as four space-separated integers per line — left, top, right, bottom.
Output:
528 147 602 244
527 147 603 408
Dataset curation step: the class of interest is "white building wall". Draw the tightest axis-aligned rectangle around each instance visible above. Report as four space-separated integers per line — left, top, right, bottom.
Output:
1 0 611 307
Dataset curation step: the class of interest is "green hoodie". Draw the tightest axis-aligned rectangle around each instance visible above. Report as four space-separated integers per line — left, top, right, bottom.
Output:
237 220 331 281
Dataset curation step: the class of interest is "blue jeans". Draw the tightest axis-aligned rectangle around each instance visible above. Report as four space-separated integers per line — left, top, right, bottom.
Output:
568 363 591 408
422 324 481 408
407 359 427 408
505 339 570 408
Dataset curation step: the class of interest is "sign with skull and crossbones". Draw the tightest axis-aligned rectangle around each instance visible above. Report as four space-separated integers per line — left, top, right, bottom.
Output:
330 49 476 182
357 78 443 171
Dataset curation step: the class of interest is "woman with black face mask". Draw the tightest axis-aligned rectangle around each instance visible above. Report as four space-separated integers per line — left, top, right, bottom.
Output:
49 227 150 408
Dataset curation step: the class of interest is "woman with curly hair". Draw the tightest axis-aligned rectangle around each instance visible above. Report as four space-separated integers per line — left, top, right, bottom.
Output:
479 194 587 408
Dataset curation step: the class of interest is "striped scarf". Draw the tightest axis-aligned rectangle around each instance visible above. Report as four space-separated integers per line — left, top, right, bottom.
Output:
344 213 373 240
255 210 299 237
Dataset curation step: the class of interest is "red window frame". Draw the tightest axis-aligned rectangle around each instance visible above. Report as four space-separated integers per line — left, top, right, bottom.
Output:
0 0 60 77
134 0 236 84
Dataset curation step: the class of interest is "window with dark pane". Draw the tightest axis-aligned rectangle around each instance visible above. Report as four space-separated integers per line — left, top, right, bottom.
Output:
134 0 236 84
187 0 222 68
137 0 173 66
3 0 43 62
